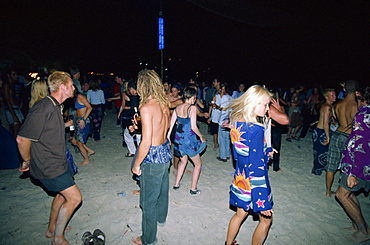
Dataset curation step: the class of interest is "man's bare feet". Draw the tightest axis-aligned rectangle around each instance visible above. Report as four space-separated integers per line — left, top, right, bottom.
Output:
46 226 71 238
132 190 140 195
132 236 142 245
78 161 90 166
346 231 370 243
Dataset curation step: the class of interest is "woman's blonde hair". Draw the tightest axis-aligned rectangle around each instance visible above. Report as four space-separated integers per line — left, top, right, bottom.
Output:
29 80 49 108
137 70 170 113
227 85 272 126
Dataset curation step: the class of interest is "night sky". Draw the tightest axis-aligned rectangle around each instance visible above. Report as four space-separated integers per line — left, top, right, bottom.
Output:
1 0 369 89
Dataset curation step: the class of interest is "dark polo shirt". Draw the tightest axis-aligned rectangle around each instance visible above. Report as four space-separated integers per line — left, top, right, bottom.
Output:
18 96 67 179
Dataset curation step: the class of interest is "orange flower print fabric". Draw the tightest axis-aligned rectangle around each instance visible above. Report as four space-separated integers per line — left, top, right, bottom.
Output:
229 122 273 212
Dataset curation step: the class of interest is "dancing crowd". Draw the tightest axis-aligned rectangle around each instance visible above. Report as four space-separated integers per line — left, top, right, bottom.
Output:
0 66 369 244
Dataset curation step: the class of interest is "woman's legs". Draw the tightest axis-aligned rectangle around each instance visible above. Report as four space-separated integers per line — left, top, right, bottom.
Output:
252 214 273 245
226 207 248 245
189 154 202 191
83 144 94 156
76 141 90 166
174 155 188 187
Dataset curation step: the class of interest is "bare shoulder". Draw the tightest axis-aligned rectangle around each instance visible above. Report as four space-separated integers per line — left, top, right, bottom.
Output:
320 103 331 112
141 99 163 115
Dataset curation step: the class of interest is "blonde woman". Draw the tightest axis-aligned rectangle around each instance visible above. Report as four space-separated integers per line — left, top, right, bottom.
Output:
225 85 275 245
29 80 49 108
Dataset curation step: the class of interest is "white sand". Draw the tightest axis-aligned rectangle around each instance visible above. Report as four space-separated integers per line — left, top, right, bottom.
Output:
1 110 369 245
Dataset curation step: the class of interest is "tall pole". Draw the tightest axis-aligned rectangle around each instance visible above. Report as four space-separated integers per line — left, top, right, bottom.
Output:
159 0 164 80
161 48 163 80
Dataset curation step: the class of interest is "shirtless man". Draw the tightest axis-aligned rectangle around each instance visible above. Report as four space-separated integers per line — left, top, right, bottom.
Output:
335 88 370 243
325 80 359 197
2 69 24 137
312 89 336 175
131 70 172 245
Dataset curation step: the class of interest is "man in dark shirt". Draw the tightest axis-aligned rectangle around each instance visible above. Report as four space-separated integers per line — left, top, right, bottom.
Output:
17 71 82 245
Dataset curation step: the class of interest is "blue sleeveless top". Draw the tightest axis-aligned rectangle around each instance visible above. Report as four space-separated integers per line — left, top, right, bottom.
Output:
75 101 86 110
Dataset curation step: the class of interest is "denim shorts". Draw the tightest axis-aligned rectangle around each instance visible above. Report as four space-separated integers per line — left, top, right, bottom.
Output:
5 107 24 125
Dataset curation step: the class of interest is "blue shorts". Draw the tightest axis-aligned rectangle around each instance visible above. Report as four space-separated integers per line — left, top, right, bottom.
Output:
39 166 75 192
5 107 24 125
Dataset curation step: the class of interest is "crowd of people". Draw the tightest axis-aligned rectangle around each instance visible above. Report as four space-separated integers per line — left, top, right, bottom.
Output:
0 66 369 244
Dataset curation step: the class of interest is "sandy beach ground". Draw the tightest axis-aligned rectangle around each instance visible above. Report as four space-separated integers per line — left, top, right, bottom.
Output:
1 110 369 245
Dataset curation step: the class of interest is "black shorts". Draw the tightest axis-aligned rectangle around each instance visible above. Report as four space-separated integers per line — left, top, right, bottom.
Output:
39 166 75 192
210 121 219 135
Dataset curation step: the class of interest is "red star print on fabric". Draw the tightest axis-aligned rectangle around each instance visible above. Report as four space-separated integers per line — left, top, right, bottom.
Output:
256 199 265 208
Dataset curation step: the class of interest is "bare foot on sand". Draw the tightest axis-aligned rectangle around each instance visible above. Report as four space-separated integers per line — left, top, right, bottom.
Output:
346 231 370 243
87 150 95 156
51 236 69 245
132 190 140 195
78 161 90 166
325 190 335 197
46 226 71 238
132 236 142 245
185 169 192 174
342 225 357 232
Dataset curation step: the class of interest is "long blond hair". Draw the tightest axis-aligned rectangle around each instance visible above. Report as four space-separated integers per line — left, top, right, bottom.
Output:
227 85 272 126
136 70 170 113
29 80 49 108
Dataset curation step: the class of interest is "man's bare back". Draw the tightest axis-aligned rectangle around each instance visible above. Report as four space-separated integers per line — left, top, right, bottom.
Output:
335 94 358 134
142 98 169 146
132 98 169 176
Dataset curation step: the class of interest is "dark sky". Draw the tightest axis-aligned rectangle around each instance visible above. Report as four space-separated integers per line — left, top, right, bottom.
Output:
1 0 369 89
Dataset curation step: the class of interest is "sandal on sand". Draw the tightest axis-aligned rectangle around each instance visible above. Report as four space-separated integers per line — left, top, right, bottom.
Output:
190 189 201 196
292 136 299 140
93 229 106 245
217 157 227 162
82 231 94 245
286 138 292 142
173 185 180 190
125 153 135 157
225 240 239 245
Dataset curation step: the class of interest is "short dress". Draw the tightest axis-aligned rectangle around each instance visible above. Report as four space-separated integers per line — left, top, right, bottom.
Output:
173 105 207 158
229 121 273 212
